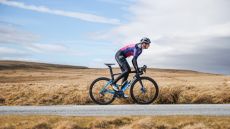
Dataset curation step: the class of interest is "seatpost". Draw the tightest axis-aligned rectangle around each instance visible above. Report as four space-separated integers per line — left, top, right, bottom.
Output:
108 66 114 80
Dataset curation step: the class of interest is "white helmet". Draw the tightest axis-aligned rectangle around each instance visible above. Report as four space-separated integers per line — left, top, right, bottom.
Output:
140 37 151 44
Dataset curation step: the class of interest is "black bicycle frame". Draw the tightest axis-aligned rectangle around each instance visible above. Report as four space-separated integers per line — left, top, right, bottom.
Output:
107 66 141 84
107 65 118 81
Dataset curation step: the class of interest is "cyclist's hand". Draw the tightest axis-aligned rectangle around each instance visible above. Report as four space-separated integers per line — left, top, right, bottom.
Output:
139 65 147 73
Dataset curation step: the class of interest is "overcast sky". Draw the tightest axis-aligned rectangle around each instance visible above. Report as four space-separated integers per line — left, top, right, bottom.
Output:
0 0 230 74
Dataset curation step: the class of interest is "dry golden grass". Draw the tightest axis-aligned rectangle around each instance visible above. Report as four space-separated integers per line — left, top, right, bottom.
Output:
0 61 230 105
0 115 230 129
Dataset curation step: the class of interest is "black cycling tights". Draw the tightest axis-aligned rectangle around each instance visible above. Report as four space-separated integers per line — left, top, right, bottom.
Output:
113 50 131 85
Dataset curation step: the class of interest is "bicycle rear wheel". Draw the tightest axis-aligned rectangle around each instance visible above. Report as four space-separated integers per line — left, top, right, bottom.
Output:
130 76 159 104
89 77 115 105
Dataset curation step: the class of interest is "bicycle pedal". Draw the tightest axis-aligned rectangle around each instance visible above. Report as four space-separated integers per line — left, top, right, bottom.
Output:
115 91 126 98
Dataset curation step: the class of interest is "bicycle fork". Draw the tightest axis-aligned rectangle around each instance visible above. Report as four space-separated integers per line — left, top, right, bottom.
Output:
137 76 147 93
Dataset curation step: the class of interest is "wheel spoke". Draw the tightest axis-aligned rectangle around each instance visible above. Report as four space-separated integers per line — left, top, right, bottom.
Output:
131 77 159 104
89 78 115 105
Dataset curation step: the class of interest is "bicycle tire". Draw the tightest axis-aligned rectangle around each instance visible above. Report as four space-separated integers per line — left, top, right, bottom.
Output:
130 76 159 104
89 77 116 105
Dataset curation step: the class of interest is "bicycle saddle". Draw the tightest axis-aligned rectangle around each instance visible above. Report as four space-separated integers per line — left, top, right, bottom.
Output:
104 63 115 66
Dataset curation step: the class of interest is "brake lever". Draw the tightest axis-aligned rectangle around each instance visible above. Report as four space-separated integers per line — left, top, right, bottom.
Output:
143 65 147 73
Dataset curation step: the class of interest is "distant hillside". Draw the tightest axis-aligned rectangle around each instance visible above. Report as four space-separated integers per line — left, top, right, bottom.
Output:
149 67 213 74
0 60 88 70
0 60 217 75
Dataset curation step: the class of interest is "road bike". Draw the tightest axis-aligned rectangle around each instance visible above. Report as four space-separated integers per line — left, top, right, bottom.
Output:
89 63 159 105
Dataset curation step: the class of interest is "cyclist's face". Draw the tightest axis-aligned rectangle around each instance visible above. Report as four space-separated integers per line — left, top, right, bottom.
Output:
142 43 150 49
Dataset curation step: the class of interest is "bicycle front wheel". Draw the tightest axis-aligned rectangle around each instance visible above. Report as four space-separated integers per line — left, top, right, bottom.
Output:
130 76 159 104
89 77 115 105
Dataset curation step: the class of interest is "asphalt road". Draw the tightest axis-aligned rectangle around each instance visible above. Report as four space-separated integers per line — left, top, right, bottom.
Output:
0 104 229 116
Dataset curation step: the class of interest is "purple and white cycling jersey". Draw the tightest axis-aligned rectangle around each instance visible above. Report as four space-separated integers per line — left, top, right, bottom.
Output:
120 44 142 59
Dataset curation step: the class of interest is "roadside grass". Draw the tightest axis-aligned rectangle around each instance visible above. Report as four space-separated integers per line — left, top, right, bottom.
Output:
0 68 230 105
0 115 230 129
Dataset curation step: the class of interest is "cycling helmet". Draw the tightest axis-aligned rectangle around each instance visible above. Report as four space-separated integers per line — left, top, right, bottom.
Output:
140 37 151 44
